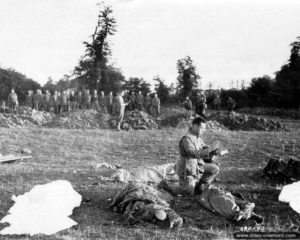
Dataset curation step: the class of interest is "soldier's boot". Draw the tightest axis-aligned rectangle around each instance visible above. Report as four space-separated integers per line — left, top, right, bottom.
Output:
249 212 264 224
157 180 187 196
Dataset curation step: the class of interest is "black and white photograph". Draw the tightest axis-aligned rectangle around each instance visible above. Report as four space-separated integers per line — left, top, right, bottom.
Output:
0 0 299 239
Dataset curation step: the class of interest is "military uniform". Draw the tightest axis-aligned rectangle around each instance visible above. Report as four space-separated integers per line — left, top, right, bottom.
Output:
144 95 151 113
52 93 60 114
115 95 126 130
25 92 33 108
213 95 221 110
151 97 160 116
195 94 207 117
99 94 107 113
182 99 192 111
136 94 144 111
33 91 43 111
69 93 76 111
129 94 136 111
8 92 18 111
227 97 236 112
176 128 219 195
83 91 91 109
43 92 52 112
91 93 100 111
106 94 114 114
61 92 68 112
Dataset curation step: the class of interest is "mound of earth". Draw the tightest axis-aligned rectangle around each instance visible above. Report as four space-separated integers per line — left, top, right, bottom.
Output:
208 111 288 131
0 106 54 128
159 108 226 130
44 109 110 129
110 111 159 130
238 107 300 119
160 112 191 128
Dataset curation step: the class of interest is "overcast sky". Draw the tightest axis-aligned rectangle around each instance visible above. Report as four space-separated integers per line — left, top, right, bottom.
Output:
0 0 299 89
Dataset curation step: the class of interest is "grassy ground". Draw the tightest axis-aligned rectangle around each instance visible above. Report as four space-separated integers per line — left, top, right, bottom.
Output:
0 120 299 239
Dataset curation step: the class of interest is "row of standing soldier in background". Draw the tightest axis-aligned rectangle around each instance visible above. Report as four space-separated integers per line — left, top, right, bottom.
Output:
4 88 161 116
181 90 237 117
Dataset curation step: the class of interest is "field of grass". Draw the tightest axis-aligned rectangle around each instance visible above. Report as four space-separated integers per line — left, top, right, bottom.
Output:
0 119 299 239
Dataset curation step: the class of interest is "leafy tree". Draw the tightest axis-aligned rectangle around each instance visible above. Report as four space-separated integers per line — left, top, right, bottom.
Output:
74 3 123 92
122 77 151 95
0 67 41 103
247 75 275 107
274 36 300 108
176 56 201 98
43 77 62 93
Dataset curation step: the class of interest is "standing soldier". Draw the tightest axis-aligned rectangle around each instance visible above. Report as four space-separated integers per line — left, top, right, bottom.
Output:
195 90 207 118
91 90 100 111
84 89 91 110
43 90 52 112
115 90 128 131
7 88 18 112
76 91 83 110
69 90 76 111
151 93 160 117
182 96 193 117
25 90 33 108
33 89 41 111
144 92 151 114
227 97 236 112
52 91 60 114
99 91 107 114
57 91 62 114
38 89 44 111
129 92 136 111
136 91 144 111
213 94 221 110
61 90 68 112
106 91 114 114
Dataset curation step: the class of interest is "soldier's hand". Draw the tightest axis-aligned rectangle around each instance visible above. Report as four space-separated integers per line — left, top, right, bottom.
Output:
199 148 210 158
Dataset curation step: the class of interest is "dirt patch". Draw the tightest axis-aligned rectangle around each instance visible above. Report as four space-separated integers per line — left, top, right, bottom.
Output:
109 111 159 130
208 111 288 131
44 109 110 129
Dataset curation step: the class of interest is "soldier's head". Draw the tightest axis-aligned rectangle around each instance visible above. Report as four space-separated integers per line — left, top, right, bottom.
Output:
46 90 49 94
154 93 157 98
54 91 57 94
191 117 206 136
87 89 90 94
186 96 189 100
78 91 82 95
109 91 112 95
138 91 141 95
93 90 97 94
11 88 15 93
101 91 104 96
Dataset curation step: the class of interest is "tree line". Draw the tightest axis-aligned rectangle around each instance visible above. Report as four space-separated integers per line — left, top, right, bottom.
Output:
0 3 299 109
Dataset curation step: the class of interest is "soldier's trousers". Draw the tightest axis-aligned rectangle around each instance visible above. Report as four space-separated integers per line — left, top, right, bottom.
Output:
117 110 124 129
33 102 39 111
176 158 219 195
107 104 113 114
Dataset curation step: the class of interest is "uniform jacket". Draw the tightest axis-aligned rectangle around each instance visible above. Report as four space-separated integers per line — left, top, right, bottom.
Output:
176 129 208 179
